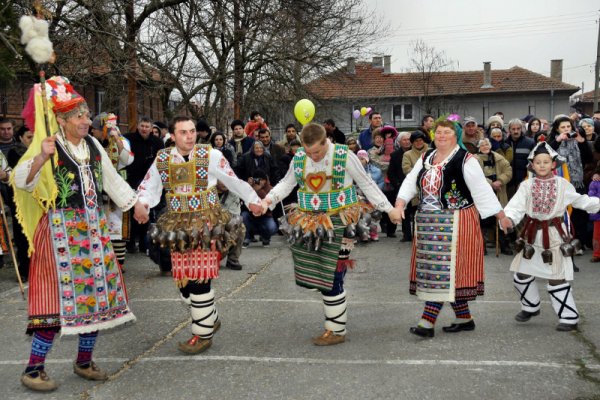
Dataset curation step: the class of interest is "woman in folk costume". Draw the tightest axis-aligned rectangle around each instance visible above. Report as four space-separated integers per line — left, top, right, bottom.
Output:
395 117 511 338
135 116 262 354
262 123 402 346
12 76 146 392
90 112 134 272
504 142 600 331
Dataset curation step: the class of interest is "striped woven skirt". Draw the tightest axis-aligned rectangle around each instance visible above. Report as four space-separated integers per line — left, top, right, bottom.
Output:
409 207 484 302
27 210 135 335
290 216 347 292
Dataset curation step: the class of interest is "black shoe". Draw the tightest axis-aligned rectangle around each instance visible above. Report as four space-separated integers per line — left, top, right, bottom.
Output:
242 240 250 249
400 237 412 242
250 237 258 243
126 244 137 254
442 319 476 333
514 310 540 322
501 248 514 255
226 260 243 270
556 323 578 332
409 326 434 338
483 248 488 255
262 240 270 247
387 233 397 238
574 265 580 272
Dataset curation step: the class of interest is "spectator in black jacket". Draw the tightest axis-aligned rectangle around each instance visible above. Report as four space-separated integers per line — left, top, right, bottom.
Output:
257 128 285 184
235 140 279 185
229 119 255 159
125 116 165 253
323 119 346 144
506 118 535 199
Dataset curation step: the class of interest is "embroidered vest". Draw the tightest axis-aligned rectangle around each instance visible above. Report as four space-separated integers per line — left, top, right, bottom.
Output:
417 148 474 210
292 144 358 212
155 145 219 213
55 135 103 209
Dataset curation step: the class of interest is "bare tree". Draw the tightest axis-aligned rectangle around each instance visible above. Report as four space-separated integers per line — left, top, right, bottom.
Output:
408 39 455 114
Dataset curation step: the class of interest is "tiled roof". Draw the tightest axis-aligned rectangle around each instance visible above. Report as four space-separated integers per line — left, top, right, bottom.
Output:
575 90 599 103
306 62 580 100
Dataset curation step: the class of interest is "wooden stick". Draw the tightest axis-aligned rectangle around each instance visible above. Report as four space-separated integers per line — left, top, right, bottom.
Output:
0 193 24 299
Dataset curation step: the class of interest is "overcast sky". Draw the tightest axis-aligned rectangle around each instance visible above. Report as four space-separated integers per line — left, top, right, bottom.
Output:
371 0 599 95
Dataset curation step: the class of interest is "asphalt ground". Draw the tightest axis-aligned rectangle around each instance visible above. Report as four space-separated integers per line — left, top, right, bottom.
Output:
1 234 600 400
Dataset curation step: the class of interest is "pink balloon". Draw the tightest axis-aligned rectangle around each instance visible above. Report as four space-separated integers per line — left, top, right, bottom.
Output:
366 107 372 116
352 110 361 119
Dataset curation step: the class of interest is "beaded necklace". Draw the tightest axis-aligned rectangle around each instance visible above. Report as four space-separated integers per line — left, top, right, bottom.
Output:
60 131 90 165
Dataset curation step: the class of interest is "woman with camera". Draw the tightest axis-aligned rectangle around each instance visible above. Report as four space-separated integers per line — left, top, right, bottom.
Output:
548 115 594 256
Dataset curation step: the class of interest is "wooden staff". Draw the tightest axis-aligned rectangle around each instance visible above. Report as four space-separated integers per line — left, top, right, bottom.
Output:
495 220 500 258
0 192 25 299
38 70 56 173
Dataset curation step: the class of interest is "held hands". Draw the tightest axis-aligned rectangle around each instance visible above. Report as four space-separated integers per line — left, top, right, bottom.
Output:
133 201 149 224
248 202 263 217
498 216 513 234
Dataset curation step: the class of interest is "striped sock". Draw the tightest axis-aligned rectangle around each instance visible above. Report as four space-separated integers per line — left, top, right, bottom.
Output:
450 301 472 322
112 240 127 269
419 302 443 327
76 331 99 367
25 330 57 375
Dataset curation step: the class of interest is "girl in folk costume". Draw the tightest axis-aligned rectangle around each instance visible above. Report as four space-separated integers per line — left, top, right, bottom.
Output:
504 142 600 331
12 76 145 392
262 124 402 346
91 112 134 272
135 116 262 355
395 117 511 338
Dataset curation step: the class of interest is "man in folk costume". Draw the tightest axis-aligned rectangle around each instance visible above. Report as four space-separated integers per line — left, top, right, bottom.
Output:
91 112 134 272
135 116 262 354
504 141 600 331
262 123 402 345
12 76 145 392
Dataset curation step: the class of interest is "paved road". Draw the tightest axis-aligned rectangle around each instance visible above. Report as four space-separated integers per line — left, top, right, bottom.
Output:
1 236 599 399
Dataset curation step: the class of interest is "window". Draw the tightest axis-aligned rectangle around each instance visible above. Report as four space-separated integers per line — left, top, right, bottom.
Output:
95 89 105 114
393 104 414 125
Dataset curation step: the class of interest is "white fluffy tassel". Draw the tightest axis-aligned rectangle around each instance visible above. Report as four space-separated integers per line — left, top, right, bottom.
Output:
19 15 54 64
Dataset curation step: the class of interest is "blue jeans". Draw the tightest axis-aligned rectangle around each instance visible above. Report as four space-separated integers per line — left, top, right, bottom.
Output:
241 211 278 241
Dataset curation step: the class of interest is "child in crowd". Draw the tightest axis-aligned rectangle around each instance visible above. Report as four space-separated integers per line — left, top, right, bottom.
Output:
504 142 600 332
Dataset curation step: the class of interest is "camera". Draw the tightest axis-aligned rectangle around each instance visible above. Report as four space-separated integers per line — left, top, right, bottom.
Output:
568 131 578 139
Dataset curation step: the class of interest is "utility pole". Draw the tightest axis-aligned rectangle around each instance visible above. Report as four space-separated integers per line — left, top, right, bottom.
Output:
594 14 600 111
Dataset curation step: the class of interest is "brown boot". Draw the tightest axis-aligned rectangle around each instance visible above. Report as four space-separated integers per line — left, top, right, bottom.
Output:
177 335 212 354
312 330 346 346
21 370 58 392
73 361 108 381
213 320 221 334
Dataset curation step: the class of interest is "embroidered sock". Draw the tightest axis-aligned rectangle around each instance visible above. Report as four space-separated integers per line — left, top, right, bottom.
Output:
450 301 472 323
76 331 99 368
25 330 57 376
420 302 443 327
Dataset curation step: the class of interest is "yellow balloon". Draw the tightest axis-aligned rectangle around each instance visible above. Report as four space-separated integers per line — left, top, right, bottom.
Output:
360 107 368 116
294 99 315 125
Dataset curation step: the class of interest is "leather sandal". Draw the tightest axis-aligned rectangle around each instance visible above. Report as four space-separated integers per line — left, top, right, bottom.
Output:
73 361 108 381
21 370 58 392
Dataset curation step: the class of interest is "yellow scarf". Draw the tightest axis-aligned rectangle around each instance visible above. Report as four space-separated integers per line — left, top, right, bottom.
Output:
9 91 58 255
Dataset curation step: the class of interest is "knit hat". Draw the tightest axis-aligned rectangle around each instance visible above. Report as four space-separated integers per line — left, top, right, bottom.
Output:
196 119 210 133
357 150 369 161
380 125 398 138
410 131 427 143
487 115 503 127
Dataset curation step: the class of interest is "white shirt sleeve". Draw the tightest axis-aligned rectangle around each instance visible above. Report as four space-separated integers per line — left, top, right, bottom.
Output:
504 180 529 225
209 149 261 206
117 137 134 169
463 156 502 219
91 137 138 211
396 157 422 206
565 179 600 214
346 151 392 212
13 158 40 191
267 161 297 208
135 162 162 209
